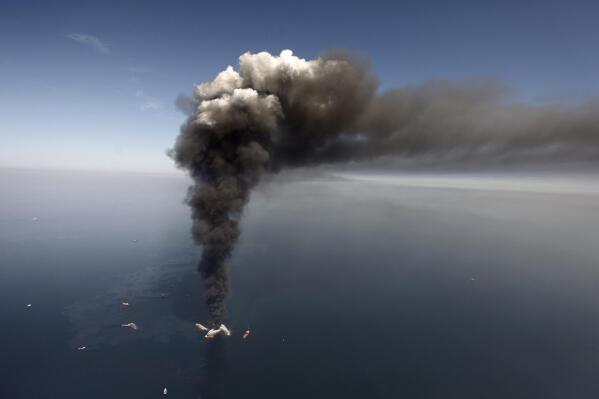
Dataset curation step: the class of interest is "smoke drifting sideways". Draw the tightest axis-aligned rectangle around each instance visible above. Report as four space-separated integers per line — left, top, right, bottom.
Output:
171 49 599 325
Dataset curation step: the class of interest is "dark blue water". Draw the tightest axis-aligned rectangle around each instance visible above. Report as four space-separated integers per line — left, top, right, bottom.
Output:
2 169 599 398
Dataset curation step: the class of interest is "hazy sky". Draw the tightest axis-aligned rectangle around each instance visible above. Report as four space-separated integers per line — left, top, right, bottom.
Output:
1 0 598 172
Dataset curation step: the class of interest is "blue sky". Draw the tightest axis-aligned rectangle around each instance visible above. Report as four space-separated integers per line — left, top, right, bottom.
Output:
1 0 598 172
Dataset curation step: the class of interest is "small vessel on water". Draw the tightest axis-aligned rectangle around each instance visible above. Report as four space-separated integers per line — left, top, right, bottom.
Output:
121 322 139 330
195 323 231 339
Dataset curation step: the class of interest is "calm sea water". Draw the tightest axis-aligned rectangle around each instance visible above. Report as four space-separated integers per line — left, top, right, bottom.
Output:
1 168 599 398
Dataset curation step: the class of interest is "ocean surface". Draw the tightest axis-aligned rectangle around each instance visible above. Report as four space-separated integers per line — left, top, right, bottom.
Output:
1 168 599 398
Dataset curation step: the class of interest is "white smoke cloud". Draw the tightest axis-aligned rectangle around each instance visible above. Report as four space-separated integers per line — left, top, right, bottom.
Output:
195 89 281 134
196 66 243 100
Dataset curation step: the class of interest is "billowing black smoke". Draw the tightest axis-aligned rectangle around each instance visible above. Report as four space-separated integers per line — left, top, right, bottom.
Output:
171 49 599 325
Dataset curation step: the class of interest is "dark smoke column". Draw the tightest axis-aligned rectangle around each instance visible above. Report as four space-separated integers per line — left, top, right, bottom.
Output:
171 73 281 326
170 50 376 325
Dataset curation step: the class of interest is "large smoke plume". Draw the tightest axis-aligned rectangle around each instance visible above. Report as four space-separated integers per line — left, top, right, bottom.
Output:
171 49 599 325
